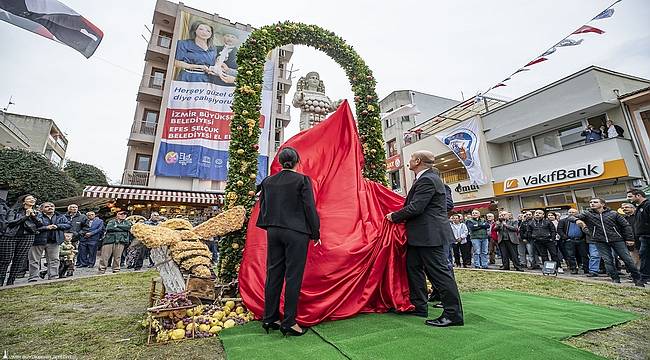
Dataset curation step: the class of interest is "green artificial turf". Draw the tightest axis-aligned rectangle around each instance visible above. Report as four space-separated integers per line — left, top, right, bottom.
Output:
221 290 638 360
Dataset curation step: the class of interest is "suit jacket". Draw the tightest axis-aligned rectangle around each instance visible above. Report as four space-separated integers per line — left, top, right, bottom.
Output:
84 218 105 243
391 169 453 247
256 170 320 240
495 219 520 244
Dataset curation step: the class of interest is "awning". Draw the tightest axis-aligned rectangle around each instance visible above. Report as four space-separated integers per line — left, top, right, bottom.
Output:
53 195 112 210
82 186 224 204
452 201 493 213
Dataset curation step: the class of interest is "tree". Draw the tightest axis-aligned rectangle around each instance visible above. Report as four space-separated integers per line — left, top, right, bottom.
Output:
64 160 108 188
0 148 80 204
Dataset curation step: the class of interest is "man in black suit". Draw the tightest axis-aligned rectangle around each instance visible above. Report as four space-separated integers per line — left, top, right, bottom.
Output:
386 150 464 327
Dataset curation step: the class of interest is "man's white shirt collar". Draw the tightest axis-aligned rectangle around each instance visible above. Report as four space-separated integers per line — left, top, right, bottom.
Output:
415 169 428 181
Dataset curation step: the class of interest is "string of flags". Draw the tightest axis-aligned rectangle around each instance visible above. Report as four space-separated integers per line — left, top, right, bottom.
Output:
484 0 622 93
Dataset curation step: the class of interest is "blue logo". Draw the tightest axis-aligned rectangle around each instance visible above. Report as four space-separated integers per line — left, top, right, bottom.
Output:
443 128 477 168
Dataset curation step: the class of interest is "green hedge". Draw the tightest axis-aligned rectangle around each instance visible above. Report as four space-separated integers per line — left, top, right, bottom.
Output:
0 148 80 204
64 160 108 188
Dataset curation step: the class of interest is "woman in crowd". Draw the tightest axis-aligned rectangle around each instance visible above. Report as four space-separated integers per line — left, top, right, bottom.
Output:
0 194 42 286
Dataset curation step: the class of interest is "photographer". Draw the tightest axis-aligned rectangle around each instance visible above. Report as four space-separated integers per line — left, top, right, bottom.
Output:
494 212 524 271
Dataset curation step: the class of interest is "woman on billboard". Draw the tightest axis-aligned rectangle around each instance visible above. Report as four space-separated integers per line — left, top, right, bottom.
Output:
174 21 217 83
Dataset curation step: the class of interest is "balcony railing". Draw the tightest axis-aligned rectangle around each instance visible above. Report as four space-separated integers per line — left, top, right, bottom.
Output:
152 34 172 49
122 170 150 186
276 103 290 116
131 121 157 136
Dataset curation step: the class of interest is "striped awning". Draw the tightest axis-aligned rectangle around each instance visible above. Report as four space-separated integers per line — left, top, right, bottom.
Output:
82 186 224 204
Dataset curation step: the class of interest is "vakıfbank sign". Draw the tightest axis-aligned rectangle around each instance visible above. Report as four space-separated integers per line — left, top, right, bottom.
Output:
503 161 604 192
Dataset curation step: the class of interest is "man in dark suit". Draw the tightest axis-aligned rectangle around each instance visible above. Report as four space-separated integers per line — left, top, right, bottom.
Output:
386 150 464 327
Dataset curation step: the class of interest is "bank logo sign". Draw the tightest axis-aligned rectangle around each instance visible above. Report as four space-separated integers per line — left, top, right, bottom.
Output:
503 161 604 192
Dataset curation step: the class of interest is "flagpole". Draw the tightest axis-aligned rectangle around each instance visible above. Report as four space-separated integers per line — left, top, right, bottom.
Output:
482 0 623 95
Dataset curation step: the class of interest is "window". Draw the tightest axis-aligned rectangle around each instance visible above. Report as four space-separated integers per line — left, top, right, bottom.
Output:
48 151 62 167
134 154 151 172
150 68 165 89
386 139 397 157
143 110 159 125
157 31 172 48
389 171 400 190
574 188 594 211
534 131 562 155
593 183 627 201
401 115 410 122
545 191 573 206
385 117 395 128
56 136 67 150
521 194 545 209
513 139 535 160
558 122 584 150
587 114 607 129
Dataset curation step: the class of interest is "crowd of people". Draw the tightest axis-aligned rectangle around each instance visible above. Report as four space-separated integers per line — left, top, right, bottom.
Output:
0 195 215 286
446 189 649 287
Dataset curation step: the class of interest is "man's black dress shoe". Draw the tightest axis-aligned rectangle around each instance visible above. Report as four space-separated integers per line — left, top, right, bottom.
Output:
424 316 464 327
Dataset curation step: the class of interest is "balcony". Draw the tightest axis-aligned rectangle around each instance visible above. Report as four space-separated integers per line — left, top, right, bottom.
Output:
122 170 150 187
145 34 172 63
491 138 644 183
277 68 292 86
276 103 291 123
128 121 157 146
137 74 165 103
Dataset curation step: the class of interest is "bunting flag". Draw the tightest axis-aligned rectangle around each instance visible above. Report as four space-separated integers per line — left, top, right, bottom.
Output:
0 0 103 58
483 0 621 95
525 57 548 67
556 38 584 47
592 8 615 20
573 25 605 35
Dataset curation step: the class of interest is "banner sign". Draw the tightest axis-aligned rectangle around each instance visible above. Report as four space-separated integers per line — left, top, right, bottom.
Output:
386 155 402 172
155 11 273 182
435 117 487 185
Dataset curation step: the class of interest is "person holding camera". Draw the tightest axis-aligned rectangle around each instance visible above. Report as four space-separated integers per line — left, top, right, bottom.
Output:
495 211 524 271
580 124 602 143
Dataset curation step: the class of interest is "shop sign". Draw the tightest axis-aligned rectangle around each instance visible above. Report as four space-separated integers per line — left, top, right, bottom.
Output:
386 155 402 172
455 183 480 194
503 161 604 192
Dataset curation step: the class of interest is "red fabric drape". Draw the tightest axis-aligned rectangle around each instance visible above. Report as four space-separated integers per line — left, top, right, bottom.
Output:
239 101 414 326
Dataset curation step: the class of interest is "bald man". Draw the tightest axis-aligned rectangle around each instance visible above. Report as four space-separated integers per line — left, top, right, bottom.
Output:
387 151 464 327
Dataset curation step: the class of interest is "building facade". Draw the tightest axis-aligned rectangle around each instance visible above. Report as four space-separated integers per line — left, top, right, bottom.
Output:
122 0 293 191
379 90 459 194
0 110 68 168
484 66 650 215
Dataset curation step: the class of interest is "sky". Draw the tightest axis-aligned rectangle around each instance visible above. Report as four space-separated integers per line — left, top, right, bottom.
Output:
0 0 648 183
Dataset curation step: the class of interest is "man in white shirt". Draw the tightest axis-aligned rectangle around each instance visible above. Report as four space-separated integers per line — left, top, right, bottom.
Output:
450 214 470 267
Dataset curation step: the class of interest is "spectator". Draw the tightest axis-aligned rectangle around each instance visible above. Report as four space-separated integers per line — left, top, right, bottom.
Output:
526 210 560 271
0 195 42 286
546 212 564 274
519 211 540 269
558 208 589 275
138 212 161 269
98 211 132 274
604 120 624 139
466 210 489 269
450 214 470 268
580 124 602 143
29 202 71 282
58 232 77 278
495 211 524 271
64 204 89 276
620 203 638 264
486 213 498 265
78 211 104 268
0 197 9 237
627 189 649 284
570 198 643 286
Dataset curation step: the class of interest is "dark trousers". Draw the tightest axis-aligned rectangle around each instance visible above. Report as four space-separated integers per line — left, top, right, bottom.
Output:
557 239 568 267
59 259 73 278
498 240 522 270
640 236 650 282
488 239 498 264
407 245 463 322
0 235 34 286
452 242 472 267
564 239 589 272
534 238 560 265
263 226 309 328
594 241 641 281
77 241 97 267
